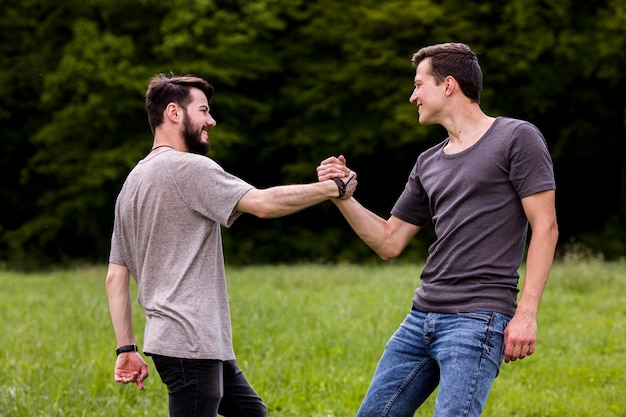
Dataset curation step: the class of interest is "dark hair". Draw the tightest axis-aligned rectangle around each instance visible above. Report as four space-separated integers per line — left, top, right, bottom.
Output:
145 73 215 133
412 43 482 103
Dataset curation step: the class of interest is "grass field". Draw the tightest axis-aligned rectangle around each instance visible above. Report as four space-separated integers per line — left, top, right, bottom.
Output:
0 260 624 416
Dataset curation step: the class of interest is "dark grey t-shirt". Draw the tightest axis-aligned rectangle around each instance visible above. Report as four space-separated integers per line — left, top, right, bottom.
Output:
391 117 555 317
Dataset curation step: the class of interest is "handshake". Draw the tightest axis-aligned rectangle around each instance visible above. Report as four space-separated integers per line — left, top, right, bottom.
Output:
317 155 357 200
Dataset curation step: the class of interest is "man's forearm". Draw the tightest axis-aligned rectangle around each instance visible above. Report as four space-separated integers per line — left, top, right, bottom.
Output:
333 198 419 260
517 226 558 316
105 265 136 346
264 181 339 218
238 179 349 219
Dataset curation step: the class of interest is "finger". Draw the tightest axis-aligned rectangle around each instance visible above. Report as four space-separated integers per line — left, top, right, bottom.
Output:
320 156 340 165
119 376 134 384
115 371 133 384
318 172 338 182
505 342 534 362
514 343 525 360
316 163 342 174
140 366 149 382
521 343 534 359
118 370 138 384
503 340 518 363
317 167 340 179
319 168 349 181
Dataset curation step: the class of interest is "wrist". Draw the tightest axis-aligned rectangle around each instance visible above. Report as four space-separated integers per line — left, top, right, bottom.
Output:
116 344 138 356
331 177 346 198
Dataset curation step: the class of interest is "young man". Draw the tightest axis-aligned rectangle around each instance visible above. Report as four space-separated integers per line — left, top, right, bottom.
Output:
317 43 558 416
105 74 356 417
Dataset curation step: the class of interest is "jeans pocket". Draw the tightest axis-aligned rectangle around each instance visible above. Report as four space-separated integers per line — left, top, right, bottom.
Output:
457 311 508 364
151 355 187 393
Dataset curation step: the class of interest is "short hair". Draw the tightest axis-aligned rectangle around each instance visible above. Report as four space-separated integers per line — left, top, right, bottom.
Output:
412 43 482 103
145 73 215 133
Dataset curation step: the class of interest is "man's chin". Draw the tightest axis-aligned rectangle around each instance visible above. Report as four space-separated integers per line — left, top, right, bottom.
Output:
417 115 433 126
186 139 210 155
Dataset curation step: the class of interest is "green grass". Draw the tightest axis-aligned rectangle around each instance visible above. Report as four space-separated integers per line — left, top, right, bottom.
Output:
0 261 624 416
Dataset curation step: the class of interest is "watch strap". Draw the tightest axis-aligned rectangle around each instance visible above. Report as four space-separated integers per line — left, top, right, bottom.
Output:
331 177 346 198
116 344 138 356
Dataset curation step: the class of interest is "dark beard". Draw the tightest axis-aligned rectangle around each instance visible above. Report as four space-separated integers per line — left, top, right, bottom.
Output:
182 113 210 155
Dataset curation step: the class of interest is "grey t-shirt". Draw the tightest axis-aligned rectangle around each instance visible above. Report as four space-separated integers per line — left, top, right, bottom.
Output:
391 117 555 317
109 149 254 360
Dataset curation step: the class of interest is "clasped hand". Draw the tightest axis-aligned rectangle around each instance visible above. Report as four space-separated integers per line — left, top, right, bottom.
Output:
317 155 358 199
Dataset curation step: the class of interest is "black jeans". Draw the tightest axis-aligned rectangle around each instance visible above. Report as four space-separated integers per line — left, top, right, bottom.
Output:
150 354 267 417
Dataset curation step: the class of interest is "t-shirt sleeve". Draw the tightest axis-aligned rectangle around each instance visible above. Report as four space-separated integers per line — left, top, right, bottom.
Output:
508 122 556 199
108 232 125 266
167 154 255 227
108 192 128 266
391 160 431 227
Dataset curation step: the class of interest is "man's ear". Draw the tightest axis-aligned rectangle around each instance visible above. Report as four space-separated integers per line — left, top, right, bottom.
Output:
165 102 181 122
444 76 457 96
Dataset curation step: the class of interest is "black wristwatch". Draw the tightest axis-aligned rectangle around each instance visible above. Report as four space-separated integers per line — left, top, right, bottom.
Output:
331 175 354 198
116 344 138 356
331 177 347 198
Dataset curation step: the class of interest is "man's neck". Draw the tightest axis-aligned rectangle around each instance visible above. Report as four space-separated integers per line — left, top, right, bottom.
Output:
152 129 185 152
443 109 495 154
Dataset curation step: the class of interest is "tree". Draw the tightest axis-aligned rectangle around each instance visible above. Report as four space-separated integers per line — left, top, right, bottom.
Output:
2 1 160 265
2 0 625 267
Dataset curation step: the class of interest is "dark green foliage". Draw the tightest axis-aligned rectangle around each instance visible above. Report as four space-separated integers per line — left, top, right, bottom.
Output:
1 0 625 268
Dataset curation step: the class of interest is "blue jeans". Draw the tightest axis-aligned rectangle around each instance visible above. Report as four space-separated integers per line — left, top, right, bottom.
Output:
150 355 267 417
356 308 510 417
